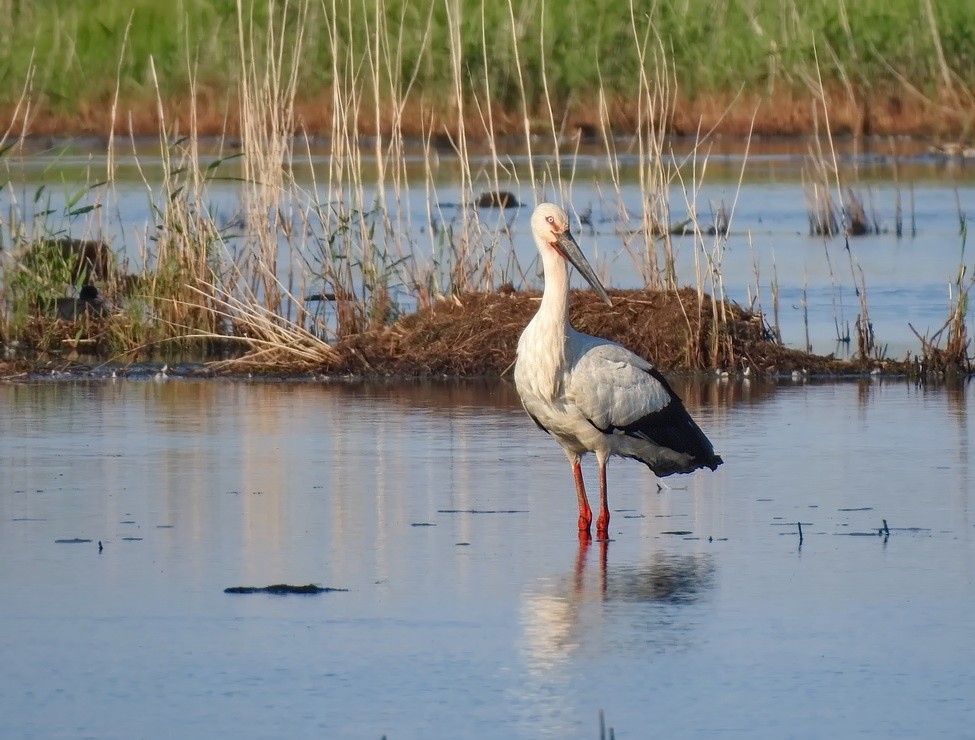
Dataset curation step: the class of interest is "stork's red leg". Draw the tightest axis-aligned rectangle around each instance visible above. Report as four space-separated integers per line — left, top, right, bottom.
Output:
595 460 610 539
572 459 592 538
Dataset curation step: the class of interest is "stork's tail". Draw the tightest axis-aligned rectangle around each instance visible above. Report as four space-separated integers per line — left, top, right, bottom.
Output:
702 453 723 471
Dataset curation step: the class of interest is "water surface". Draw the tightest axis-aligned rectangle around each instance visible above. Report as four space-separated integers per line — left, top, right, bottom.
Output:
1 377 973 738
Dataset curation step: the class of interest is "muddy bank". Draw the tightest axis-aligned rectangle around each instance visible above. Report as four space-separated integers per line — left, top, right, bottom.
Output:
4 87 973 141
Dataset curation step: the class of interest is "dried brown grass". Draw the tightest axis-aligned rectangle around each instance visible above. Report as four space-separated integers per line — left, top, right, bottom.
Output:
326 288 907 377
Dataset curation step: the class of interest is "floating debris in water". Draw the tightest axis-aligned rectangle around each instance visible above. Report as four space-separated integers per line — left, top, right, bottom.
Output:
437 509 527 514
121 537 143 541
224 584 348 595
661 530 693 536
55 538 92 544
838 507 873 512
411 522 436 527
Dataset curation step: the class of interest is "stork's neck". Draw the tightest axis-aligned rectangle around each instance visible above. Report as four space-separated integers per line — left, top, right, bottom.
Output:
515 240 574 402
527 245 572 399
537 244 571 336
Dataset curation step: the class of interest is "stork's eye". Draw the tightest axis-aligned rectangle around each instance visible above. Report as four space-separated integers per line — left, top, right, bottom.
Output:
546 216 555 224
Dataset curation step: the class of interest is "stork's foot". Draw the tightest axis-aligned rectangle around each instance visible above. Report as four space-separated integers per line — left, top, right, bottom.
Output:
595 511 609 540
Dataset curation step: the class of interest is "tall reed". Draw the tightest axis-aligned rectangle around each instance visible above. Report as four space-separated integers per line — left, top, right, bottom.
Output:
0 0 784 371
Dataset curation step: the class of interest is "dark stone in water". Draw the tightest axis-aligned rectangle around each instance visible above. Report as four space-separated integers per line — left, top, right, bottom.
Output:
475 191 520 209
224 584 348 595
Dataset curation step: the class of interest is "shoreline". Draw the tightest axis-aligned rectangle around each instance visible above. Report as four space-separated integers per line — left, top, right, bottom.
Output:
3 289 967 382
4 88 973 143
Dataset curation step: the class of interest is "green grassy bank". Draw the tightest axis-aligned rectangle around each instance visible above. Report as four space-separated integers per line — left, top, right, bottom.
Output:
2 0 974 136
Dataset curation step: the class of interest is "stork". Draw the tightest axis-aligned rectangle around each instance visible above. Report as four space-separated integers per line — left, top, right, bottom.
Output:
514 203 723 540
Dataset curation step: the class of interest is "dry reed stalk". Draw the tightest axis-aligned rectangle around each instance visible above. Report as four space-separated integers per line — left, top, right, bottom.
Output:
911 225 974 372
120 57 223 347
0 51 33 155
596 84 636 278
506 0 538 202
851 260 874 358
667 108 752 368
364 0 434 312
183 280 340 371
315 0 381 336
469 6 523 290
235 0 308 314
770 255 782 345
628 5 676 288
443 0 477 292
805 49 881 355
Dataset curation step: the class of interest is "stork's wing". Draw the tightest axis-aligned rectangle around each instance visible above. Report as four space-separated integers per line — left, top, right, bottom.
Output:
567 341 719 461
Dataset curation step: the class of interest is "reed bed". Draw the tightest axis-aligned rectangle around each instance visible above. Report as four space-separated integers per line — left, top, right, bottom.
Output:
0 0 972 377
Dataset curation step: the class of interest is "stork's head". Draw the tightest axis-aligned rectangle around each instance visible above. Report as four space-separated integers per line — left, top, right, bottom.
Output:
531 203 612 305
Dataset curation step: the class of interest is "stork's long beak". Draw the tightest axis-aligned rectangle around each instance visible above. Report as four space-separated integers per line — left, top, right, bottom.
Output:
556 231 613 306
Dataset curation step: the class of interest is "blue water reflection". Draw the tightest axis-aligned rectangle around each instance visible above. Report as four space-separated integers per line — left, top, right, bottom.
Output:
0 378 972 738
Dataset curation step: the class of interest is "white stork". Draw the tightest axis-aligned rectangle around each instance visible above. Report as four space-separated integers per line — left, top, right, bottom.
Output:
514 203 723 540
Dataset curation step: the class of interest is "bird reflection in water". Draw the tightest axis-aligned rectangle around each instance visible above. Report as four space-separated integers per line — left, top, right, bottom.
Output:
521 540 716 670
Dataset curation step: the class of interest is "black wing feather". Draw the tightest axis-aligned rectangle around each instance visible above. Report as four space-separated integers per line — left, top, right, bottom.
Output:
589 367 722 470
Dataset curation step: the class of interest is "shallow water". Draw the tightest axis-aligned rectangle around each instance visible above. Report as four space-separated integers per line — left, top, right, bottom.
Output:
1 377 973 738
3 139 973 358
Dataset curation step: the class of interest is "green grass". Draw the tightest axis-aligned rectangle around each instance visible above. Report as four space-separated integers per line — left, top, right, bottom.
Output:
1 0 974 124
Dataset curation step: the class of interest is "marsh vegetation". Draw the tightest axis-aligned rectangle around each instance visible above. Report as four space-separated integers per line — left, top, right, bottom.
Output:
0 0 972 376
